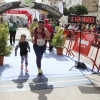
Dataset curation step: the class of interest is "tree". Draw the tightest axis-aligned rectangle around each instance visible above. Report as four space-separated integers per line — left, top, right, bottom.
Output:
63 7 69 16
75 5 88 15
68 5 88 15
68 6 76 15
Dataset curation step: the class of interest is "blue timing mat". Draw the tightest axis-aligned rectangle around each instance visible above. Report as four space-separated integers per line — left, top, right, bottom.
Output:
0 42 97 81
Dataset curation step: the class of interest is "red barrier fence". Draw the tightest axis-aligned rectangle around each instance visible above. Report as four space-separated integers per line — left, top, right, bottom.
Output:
63 30 74 56
64 30 100 72
72 32 95 56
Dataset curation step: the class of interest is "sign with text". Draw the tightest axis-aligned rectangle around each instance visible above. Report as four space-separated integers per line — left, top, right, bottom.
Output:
72 32 95 56
68 15 96 24
4 10 32 24
0 1 63 19
63 30 70 37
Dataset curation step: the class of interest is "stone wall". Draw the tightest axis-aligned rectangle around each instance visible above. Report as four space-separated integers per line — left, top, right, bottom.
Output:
82 0 99 12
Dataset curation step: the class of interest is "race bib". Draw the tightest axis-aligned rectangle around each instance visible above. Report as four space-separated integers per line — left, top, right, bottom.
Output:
37 39 45 46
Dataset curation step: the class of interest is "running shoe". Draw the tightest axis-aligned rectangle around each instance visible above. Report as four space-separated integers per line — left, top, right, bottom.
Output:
38 69 43 76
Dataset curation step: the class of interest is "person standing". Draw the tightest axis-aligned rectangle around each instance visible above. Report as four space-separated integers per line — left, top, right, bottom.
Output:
44 19 53 52
49 19 56 51
31 20 50 76
9 18 18 45
15 34 30 72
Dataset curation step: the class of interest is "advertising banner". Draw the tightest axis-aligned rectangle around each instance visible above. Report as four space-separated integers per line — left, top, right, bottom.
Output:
58 2 63 14
72 32 95 56
63 30 69 37
4 10 32 24
0 1 63 19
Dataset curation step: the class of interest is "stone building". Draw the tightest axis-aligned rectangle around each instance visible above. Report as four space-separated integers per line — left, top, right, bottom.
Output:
0 0 6 6
41 0 64 6
65 0 99 12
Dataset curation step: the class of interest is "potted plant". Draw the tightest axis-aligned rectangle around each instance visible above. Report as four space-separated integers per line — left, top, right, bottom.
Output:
0 22 12 66
50 29 66 55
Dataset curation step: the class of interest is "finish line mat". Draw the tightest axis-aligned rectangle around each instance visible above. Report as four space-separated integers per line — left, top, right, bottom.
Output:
0 41 96 92
0 42 97 81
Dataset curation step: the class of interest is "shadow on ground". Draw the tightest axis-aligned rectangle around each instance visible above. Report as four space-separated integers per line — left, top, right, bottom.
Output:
78 86 100 94
12 70 29 89
0 64 11 77
29 75 53 100
44 50 69 61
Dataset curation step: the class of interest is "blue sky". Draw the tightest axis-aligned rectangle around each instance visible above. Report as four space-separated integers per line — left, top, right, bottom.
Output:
5 0 41 3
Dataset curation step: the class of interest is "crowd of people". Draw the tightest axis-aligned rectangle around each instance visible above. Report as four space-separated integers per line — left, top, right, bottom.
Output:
64 21 100 34
64 20 100 46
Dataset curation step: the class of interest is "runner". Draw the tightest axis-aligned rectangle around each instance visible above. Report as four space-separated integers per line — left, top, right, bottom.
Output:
31 20 50 76
15 34 30 72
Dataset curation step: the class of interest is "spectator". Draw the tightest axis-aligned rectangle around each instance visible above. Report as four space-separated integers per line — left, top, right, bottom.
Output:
44 19 53 52
9 18 18 45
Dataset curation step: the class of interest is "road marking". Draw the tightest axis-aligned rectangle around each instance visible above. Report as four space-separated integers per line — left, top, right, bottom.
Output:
0 79 88 88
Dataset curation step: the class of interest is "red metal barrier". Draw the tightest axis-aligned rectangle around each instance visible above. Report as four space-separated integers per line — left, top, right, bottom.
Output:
93 34 100 46
64 30 100 72
72 32 94 56
63 30 74 56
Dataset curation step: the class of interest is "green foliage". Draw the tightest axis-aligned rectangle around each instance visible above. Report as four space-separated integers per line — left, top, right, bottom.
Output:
75 5 88 15
63 7 69 16
68 6 76 15
55 26 60 33
68 5 88 15
0 22 12 56
29 22 38 32
50 29 66 48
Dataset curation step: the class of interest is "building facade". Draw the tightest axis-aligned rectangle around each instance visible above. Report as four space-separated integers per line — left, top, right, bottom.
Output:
41 0 100 24
65 0 99 12
41 0 64 6
0 0 6 5
41 0 60 19
65 0 82 8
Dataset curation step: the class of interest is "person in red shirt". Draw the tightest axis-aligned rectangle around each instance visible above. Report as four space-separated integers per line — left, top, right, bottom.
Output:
44 19 53 52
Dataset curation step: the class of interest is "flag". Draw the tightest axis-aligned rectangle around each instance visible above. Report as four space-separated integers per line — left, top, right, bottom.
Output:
58 2 63 14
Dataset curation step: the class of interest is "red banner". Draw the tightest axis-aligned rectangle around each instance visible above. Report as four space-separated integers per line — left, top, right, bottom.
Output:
4 10 32 24
63 30 69 37
72 32 95 56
